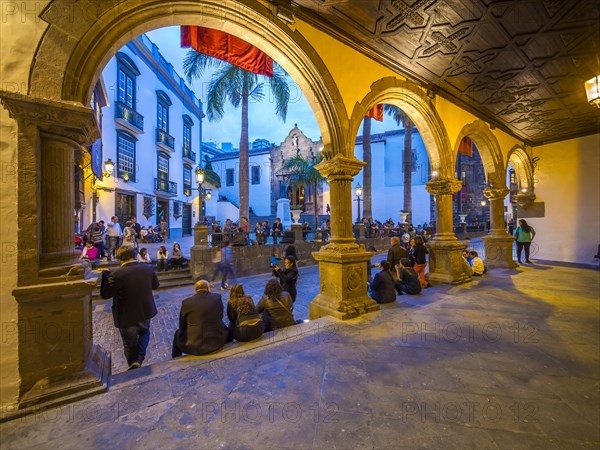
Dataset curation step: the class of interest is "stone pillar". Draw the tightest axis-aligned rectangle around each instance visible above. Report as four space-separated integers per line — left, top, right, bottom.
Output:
426 177 472 285
0 91 108 414
310 155 379 320
354 223 365 240
482 187 518 268
40 133 80 267
190 224 210 280
291 223 303 242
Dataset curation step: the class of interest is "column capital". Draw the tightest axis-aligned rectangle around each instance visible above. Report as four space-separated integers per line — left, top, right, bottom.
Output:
483 187 510 201
426 177 463 196
316 154 365 181
0 90 99 147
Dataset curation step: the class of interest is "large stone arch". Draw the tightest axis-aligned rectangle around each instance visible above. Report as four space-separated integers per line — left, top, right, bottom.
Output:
349 77 452 173
507 145 535 193
455 120 504 187
29 0 348 154
348 77 471 286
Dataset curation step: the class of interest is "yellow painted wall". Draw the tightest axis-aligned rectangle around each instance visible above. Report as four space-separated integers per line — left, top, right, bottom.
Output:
0 1 50 408
530 134 600 264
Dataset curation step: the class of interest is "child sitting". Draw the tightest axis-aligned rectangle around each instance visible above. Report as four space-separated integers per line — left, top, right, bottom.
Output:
395 258 422 295
469 251 487 276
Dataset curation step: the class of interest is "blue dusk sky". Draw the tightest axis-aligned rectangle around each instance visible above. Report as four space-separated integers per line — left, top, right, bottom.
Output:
145 26 402 148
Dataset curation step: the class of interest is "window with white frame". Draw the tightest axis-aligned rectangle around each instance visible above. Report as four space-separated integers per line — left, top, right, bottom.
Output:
117 131 136 181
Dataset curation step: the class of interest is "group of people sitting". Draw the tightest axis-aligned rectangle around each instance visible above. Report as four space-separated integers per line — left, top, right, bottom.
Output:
171 274 299 358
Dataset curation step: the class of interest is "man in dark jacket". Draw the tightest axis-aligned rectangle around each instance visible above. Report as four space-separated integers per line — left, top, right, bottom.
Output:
387 236 407 276
172 280 229 357
100 246 160 370
395 258 422 295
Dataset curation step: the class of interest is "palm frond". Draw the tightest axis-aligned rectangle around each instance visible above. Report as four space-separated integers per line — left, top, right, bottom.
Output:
269 65 290 121
206 64 242 120
183 50 224 82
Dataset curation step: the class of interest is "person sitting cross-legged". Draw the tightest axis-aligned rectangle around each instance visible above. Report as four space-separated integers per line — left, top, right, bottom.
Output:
368 260 397 304
227 284 264 342
172 280 229 357
394 258 422 296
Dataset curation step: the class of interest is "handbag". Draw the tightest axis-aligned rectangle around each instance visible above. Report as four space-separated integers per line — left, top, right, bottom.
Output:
236 312 263 327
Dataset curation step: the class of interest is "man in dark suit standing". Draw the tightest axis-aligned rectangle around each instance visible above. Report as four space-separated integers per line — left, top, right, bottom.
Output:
172 280 228 357
387 236 407 278
100 247 160 370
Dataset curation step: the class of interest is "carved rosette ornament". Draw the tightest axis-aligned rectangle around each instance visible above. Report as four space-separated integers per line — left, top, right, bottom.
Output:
426 177 463 196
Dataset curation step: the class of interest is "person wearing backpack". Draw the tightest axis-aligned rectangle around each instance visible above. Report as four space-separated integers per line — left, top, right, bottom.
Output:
514 219 536 264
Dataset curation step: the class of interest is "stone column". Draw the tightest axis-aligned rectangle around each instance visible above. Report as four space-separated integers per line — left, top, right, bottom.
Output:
426 177 471 285
482 187 518 268
0 91 108 414
309 155 379 320
40 133 80 267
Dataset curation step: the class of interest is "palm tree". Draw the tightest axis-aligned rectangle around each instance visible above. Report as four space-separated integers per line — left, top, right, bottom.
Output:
362 116 372 219
384 105 414 223
183 51 290 220
281 154 326 231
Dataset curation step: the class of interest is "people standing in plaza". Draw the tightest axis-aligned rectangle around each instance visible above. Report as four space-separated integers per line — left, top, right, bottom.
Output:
106 216 122 261
159 218 169 244
256 279 295 332
90 220 106 259
157 245 169 272
272 217 283 244
131 216 141 247
227 284 264 342
121 221 137 249
387 236 407 278
514 219 536 263
100 246 159 371
211 242 236 290
171 280 228 357
272 255 299 304
412 236 429 288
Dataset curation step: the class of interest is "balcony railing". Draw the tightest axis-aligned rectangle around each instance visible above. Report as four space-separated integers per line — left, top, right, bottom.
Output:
156 128 175 150
183 144 196 162
154 178 177 195
115 101 144 132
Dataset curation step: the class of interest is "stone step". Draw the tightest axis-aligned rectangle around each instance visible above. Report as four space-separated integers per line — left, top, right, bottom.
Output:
91 267 194 299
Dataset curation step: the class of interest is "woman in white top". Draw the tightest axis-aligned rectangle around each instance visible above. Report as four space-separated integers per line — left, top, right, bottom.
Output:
157 246 169 272
136 247 152 264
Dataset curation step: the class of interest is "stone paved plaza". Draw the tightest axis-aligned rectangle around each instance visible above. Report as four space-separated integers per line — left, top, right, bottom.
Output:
2 260 598 449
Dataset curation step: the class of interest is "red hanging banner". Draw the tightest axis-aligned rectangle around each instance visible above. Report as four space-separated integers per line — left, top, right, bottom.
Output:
458 137 473 157
181 25 273 77
366 104 384 121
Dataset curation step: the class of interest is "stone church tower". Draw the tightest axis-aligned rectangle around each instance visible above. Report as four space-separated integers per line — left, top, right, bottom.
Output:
270 126 325 217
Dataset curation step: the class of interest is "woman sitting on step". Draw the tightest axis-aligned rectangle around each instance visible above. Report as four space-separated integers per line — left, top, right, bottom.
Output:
227 285 264 342
256 279 295 332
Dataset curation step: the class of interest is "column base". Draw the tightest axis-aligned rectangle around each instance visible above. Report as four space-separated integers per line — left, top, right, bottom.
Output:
291 223 303 242
5 278 110 420
308 244 379 320
427 239 472 285
482 234 518 269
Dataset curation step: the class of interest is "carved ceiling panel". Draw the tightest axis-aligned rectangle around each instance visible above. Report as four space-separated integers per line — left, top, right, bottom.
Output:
292 0 600 145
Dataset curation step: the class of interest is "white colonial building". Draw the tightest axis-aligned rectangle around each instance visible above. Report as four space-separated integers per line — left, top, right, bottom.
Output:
354 128 431 225
84 34 210 239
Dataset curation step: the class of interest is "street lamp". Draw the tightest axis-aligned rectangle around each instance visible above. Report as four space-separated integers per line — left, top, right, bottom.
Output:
355 183 363 223
480 200 486 224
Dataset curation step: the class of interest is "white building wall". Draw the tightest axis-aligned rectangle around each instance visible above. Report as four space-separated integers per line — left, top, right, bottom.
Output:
90 37 204 239
354 129 431 225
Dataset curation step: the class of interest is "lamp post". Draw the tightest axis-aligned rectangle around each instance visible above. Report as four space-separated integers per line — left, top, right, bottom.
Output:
480 200 486 225
355 183 363 223
195 166 212 226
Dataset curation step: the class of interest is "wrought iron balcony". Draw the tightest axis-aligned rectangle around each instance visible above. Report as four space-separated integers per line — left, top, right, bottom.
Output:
154 178 177 195
115 101 144 133
156 128 175 151
183 144 196 163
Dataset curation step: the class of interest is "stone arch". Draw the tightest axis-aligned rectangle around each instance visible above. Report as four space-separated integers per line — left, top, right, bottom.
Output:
349 77 452 173
29 0 348 154
506 145 535 193
455 120 505 187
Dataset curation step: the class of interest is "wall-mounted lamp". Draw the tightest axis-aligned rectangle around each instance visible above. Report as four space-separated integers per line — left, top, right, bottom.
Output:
103 158 115 178
584 75 600 107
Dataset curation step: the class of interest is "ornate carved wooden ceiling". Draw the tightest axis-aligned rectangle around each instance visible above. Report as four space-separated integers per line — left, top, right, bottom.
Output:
291 0 600 145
